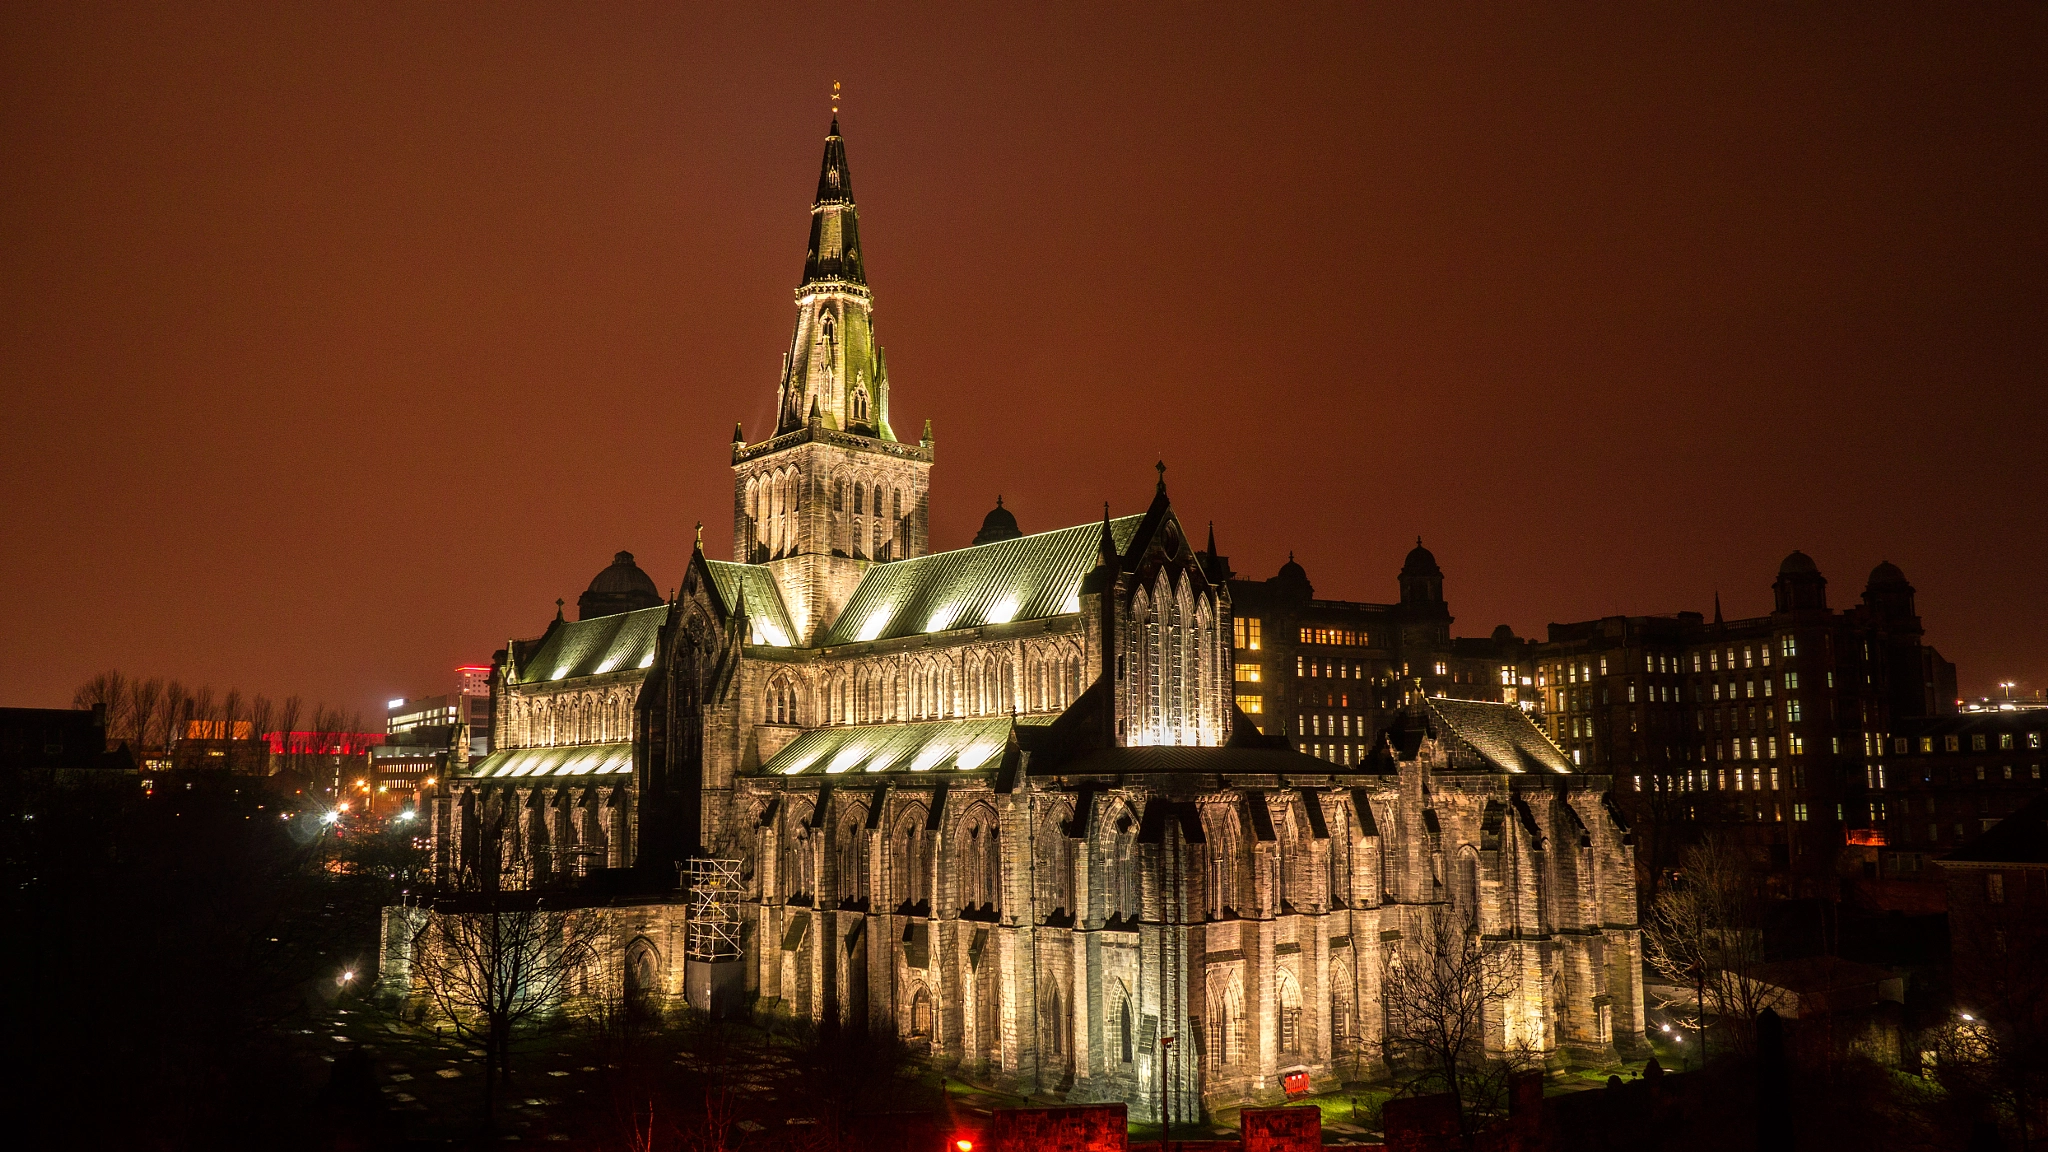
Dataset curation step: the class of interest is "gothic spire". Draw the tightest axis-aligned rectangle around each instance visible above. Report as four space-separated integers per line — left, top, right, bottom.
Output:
802 118 864 287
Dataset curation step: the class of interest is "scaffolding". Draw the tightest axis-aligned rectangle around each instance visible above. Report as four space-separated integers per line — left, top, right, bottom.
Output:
684 857 744 962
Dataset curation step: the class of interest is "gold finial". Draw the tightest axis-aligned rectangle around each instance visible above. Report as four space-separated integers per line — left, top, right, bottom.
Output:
831 80 841 116
694 521 704 551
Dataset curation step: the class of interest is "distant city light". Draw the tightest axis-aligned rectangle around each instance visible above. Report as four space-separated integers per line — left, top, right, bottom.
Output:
386 698 405 709
320 811 340 825
395 810 415 822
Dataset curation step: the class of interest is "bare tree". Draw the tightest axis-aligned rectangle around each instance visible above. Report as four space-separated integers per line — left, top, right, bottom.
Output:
160 681 189 749
1643 834 1773 1060
71 670 130 744
409 849 598 1133
130 678 164 753
246 696 275 775
1381 905 1528 1145
189 686 217 740
221 688 243 738
276 696 303 777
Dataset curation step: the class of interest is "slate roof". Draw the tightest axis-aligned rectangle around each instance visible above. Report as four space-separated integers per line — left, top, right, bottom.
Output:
1942 792 2048 865
761 717 1018 776
705 560 799 647
465 741 634 779
516 605 669 684
820 516 1144 646
1426 698 1573 774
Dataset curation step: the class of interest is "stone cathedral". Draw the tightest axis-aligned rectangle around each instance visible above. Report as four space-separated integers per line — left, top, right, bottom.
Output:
385 118 1646 1117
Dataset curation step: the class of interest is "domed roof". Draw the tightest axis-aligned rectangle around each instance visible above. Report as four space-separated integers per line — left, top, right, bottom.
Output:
1272 552 1314 599
577 551 663 619
588 551 659 597
1402 537 1442 575
1867 560 1910 588
1778 550 1820 576
971 496 1022 546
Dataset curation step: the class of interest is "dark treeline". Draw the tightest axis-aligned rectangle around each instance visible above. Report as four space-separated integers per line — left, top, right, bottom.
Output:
70 668 367 774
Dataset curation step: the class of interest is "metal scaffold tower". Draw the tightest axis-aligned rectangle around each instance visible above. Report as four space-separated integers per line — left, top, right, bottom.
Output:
684 858 744 962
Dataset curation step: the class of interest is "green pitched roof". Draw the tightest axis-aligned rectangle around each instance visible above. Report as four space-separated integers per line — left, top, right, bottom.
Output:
704 560 799 647
516 605 668 684
820 516 1144 646
465 741 633 779
1427 698 1573 774
761 717 1016 776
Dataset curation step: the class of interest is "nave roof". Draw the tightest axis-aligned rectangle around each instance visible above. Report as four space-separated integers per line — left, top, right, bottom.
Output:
515 604 669 685
819 515 1146 646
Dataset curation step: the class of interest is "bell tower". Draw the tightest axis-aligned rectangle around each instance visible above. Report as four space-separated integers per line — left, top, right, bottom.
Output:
732 109 934 645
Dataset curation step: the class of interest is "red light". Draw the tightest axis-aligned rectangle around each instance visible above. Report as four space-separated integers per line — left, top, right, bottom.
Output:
954 1141 974 1152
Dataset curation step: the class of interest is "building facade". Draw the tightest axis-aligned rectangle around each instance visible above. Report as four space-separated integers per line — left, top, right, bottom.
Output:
1523 555 1959 899
388 118 1644 1116
1224 544 1533 763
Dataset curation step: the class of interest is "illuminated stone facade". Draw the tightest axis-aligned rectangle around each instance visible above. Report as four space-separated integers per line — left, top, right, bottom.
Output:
398 118 1646 1118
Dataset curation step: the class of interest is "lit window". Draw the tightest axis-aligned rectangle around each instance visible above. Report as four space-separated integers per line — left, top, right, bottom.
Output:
1786 700 1802 723
1236 695 1263 715
1234 664 1261 683
1999 734 2015 750
1973 734 1988 751
1234 617 1262 651
1781 636 1797 658
1600 657 1609 676
1945 735 1960 752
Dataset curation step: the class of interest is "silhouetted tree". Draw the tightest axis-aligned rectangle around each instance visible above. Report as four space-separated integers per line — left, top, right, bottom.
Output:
1380 904 1529 1145
1644 834 1773 1059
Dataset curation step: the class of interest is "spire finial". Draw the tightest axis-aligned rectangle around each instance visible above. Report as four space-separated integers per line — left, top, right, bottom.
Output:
554 597 564 622
1155 459 1167 494
831 80 841 118
995 495 1003 508
694 521 704 552
1416 535 1423 548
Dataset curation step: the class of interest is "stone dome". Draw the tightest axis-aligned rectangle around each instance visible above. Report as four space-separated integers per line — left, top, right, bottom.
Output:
578 551 662 619
1272 552 1314 599
1778 550 1820 576
1402 537 1442 576
1867 560 1909 588
971 496 1022 546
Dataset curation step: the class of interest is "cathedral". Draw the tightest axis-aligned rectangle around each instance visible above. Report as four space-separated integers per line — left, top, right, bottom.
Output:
384 118 1646 1117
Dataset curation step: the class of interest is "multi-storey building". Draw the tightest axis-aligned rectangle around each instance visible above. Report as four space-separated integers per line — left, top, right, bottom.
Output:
382 115 1645 1118
1527 555 1957 898
1225 543 1533 764
1872 705 2047 891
